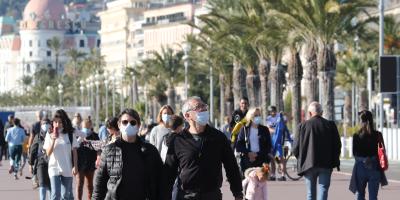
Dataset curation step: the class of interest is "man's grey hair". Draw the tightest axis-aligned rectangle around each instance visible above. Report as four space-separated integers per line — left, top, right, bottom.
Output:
182 96 203 114
308 101 323 115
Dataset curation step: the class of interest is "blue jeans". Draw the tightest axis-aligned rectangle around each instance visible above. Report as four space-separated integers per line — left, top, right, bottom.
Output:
39 186 50 200
50 175 74 200
354 158 381 200
304 167 333 200
9 145 22 174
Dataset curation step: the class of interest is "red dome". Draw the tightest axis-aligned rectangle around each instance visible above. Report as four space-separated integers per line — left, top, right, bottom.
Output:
23 0 66 22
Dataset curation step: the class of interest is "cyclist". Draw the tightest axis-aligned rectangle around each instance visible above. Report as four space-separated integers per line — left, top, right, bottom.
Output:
266 106 292 181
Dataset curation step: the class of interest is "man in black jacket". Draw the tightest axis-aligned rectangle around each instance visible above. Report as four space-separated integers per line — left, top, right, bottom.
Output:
229 97 249 130
92 109 163 200
164 96 243 200
293 101 341 200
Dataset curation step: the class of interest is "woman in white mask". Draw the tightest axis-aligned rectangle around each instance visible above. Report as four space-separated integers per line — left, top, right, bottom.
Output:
149 105 175 152
92 108 163 200
235 107 272 176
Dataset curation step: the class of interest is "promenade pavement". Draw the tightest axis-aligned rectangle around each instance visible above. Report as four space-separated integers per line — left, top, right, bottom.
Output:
0 159 399 200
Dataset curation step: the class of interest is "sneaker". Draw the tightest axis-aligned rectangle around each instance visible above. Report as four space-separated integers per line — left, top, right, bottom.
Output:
268 176 276 181
278 176 287 181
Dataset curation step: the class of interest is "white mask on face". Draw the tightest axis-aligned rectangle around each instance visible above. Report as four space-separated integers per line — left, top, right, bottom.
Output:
121 124 139 138
41 124 50 132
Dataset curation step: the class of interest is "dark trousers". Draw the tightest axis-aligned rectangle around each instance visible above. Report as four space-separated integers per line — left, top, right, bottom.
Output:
177 189 222 200
75 170 95 200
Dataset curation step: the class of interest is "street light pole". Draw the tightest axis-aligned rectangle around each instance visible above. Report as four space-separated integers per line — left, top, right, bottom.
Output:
80 80 85 106
182 42 191 100
112 75 116 117
210 64 214 125
104 78 109 119
58 83 63 107
95 73 100 130
379 0 384 131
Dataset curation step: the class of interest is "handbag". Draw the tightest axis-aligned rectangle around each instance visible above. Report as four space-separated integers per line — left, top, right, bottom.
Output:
377 132 389 171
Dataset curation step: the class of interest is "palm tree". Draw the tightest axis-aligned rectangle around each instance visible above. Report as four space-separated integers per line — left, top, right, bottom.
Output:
384 15 400 55
65 48 87 77
268 0 375 120
48 37 62 74
140 47 184 110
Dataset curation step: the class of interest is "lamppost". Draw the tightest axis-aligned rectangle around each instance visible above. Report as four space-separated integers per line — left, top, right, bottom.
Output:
130 71 137 106
112 74 116 116
46 86 51 105
119 73 124 112
58 83 63 106
80 80 85 106
95 73 101 130
104 71 109 118
182 42 191 100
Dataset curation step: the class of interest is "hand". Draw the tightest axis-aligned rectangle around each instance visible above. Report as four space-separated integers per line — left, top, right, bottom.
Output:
72 167 78 176
95 155 101 168
248 152 257 162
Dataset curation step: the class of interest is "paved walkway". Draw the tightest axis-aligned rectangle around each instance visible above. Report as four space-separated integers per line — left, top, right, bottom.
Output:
1 160 399 200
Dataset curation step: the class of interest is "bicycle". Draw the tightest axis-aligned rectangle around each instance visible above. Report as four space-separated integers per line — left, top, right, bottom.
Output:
283 146 302 181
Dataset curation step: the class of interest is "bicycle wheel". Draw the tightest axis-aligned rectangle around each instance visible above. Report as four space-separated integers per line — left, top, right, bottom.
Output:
284 154 302 181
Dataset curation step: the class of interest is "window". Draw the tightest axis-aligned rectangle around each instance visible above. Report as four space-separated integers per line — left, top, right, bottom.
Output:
29 40 32 47
26 64 31 73
97 39 101 48
47 51 51 57
79 39 85 47
29 51 33 57
47 64 52 68
46 39 51 47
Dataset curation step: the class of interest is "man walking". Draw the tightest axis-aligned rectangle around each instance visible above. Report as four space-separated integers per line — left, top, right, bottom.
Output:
230 97 249 130
293 102 341 200
164 96 243 200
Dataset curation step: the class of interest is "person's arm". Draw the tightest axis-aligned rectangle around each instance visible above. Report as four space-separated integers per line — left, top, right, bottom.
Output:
235 128 248 154
163 137 179 200
222 136 243 199
149 126 157 146
28 124 35 148
292 123 302 158
331 121 341 169
92 148 110 200
45 135 57 157
5 129 10 142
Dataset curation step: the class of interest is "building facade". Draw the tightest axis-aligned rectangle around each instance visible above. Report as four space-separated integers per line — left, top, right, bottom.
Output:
0 0 100 94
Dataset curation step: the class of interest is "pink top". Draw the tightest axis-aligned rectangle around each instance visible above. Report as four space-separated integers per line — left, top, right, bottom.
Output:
242 170 268 200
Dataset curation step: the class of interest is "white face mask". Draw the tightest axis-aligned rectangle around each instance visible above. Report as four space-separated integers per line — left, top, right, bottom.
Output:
195 111 209 126
162 114 172 123
41 124 50 132
121 124 139 138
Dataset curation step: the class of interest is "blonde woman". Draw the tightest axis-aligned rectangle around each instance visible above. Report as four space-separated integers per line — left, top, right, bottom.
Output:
235 107 272 175
149 105 174 152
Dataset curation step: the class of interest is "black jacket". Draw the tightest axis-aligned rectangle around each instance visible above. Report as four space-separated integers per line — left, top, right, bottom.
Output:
293 116 341 176
164 125 243 199
92 138 163 200
230 109 247 129
77 132 100 172
236 124 272 164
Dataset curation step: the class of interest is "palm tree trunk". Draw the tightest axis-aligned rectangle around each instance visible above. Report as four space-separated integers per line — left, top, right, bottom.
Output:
318 43 337 120
246 67 261 107
167 85 176 110
132 78 138 105
219 73 225 127
344 90 352 129
225 76 234 119
233 59 247 109
288 48 303 134
303 45 319 119
55 53 59 74
270 60 280 110
258 58 270 120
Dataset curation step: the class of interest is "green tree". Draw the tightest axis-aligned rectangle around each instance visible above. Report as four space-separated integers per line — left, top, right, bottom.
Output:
48 37 62 75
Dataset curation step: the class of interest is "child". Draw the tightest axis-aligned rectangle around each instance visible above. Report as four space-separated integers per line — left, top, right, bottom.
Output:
242 163 269 200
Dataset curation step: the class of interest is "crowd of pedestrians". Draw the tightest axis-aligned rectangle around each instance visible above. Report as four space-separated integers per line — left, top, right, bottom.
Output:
0 96 390 200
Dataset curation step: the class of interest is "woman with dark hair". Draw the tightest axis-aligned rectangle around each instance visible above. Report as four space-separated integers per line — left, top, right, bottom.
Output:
93 108 163 200
349 110 388 200
105 117 120 144
43 109 79 200
29 117 52 200
150 105 174 152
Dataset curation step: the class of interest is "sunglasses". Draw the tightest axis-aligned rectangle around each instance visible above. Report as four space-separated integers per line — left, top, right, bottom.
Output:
121 120 137 126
